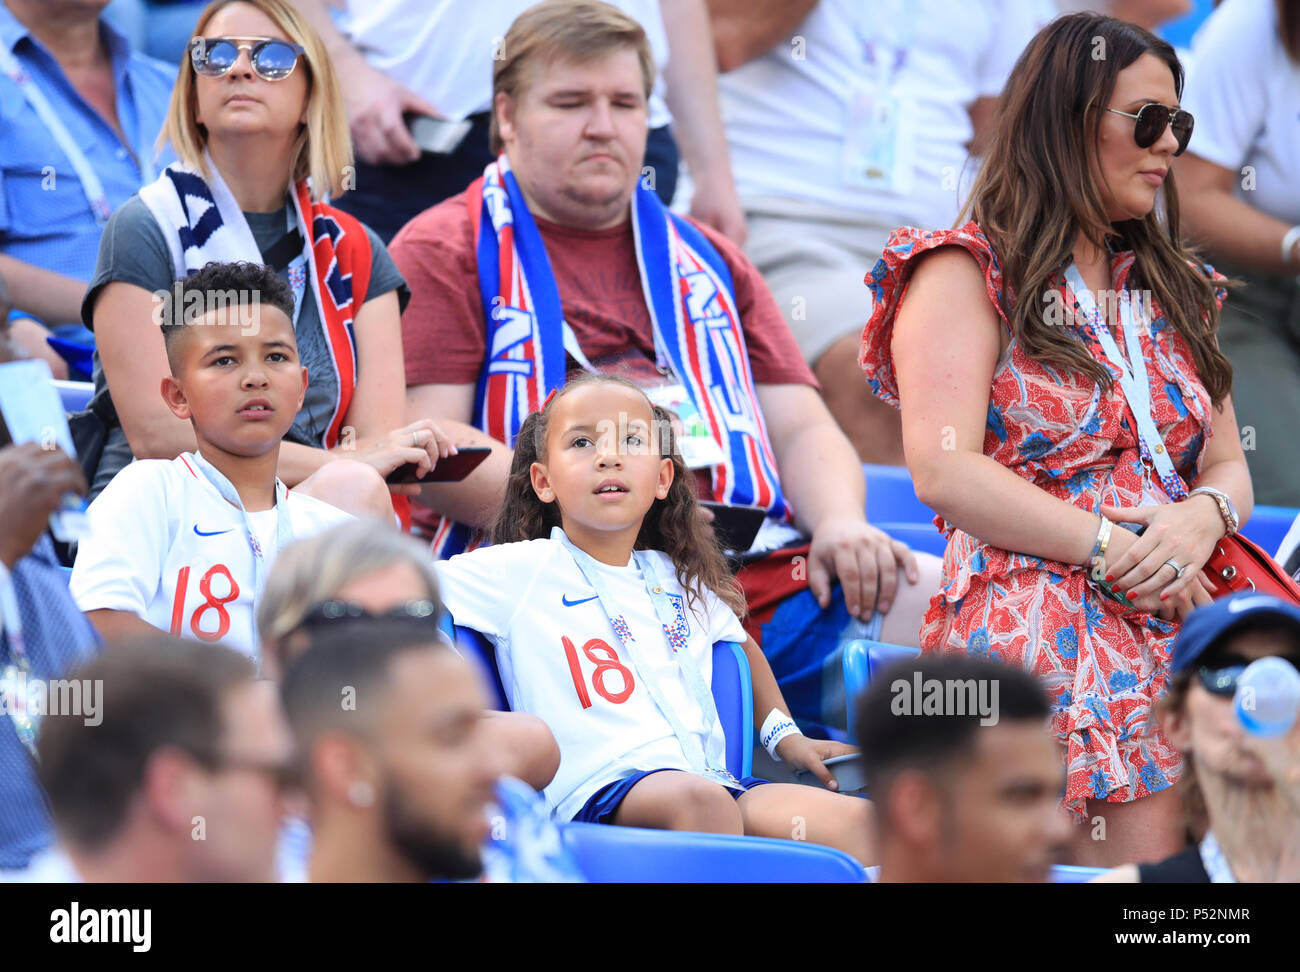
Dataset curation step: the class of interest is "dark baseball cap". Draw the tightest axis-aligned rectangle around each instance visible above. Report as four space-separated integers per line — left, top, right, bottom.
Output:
1172 594 1300 674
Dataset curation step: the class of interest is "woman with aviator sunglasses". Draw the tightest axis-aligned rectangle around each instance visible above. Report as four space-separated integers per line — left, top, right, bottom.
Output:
1098 593 1300 882
83 0 486 520
860 13 1253 867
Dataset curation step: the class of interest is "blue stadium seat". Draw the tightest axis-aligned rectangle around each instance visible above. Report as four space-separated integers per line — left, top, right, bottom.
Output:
446 618 754 780
53 380 94 413
46 336 95 380
873 521 948 557
711 640 754 780
843 639 921 740
1239 505 1298 561
1050 865 1106 883
863 463 948 554
559 821 866 883
448 623 510 711
863 462 935 525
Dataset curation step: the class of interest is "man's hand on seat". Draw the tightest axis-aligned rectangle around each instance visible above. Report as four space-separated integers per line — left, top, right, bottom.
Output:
806 514 917 620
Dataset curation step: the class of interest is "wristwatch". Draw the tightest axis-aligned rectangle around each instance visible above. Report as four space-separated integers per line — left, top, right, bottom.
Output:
1189 486 1238 537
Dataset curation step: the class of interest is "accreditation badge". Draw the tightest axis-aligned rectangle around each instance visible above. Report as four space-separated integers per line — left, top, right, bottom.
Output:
702 766 747 792
843 83 917 195
643 383 727 470
1 663 39 758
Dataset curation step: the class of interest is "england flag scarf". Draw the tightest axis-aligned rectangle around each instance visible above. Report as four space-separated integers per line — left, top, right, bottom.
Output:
429 154 788 558
138 156 368 450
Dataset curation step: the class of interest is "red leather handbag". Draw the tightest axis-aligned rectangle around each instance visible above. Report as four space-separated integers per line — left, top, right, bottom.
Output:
1201 533 1300 605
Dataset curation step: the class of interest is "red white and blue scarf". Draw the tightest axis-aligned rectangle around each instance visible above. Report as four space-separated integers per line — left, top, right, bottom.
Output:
139 157 368 449
430 155 787 558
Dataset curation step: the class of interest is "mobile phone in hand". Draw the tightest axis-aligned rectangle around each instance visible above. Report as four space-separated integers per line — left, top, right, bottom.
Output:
700 500 767 552
406 114 472 155
384 446 491 485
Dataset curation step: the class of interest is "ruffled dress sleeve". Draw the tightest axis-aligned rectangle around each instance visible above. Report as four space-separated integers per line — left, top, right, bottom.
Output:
859 221 1011 408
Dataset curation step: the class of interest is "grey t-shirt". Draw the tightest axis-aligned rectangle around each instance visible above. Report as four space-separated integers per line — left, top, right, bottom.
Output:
82 195 408 498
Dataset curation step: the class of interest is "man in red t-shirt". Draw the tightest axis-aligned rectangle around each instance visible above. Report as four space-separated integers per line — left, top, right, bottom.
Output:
391 0 936 736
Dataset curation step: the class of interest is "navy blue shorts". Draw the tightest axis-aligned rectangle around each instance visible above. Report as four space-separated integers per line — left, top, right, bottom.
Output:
572 769 771 825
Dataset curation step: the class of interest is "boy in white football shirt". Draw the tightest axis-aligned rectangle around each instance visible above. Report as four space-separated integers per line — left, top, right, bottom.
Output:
71 262 358 658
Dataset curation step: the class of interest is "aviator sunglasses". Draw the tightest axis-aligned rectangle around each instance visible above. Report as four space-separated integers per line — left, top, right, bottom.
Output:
1106 102 1194 157
189 35 306 82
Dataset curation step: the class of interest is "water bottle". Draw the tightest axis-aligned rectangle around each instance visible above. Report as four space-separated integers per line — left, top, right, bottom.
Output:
1233 657 1300 738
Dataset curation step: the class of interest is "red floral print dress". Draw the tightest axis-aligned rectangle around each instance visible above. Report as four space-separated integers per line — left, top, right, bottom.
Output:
860 222 1225 819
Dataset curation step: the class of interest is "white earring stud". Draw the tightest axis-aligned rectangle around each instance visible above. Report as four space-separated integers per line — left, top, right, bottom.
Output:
347 780 375 808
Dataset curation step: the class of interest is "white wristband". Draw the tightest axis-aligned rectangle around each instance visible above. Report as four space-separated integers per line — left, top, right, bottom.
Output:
759 708 801 761
1282 225 1300 267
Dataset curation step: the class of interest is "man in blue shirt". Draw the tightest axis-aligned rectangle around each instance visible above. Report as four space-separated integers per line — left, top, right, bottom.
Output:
0 284 101 869
0 0 174 378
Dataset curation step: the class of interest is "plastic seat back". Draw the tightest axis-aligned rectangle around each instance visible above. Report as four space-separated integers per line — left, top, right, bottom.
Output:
559 821 866 883
53 380 94 413
842 639 922 739
1239 505 1299 561
863 463 936 526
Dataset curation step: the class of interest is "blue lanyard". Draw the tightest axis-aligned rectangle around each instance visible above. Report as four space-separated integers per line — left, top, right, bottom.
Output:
1064 264 1183 495
189 452 294 624
551 527 742 789
856 0 917 89
0 41 154 226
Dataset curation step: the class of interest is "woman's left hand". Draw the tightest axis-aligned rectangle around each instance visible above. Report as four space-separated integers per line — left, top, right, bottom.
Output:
1100 497 1226 608
773 735 858 791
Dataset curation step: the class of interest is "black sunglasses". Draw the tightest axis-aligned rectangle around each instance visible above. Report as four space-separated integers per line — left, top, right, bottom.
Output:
1197 654 1300 697
299 599 444 629
1106 103 1194 157
190 35 306 82
213 754 302 790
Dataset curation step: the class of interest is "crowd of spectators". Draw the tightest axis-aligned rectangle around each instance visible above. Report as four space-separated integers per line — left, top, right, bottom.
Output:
1 0 1298 884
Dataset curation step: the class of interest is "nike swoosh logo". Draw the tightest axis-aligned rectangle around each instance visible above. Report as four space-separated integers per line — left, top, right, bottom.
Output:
193 526 234 537
561 594 598 607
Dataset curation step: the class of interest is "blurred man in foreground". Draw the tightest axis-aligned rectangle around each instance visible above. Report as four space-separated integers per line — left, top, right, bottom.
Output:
30 635 292 881
856 654 1070 882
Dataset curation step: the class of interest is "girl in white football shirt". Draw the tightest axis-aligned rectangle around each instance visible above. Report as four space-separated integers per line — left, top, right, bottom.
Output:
436 374 873 862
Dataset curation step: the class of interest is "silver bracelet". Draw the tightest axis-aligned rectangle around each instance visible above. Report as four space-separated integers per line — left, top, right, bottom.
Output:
1088 515 1113 582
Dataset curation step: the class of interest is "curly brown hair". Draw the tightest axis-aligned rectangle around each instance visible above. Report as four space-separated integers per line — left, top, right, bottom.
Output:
492 372 746 619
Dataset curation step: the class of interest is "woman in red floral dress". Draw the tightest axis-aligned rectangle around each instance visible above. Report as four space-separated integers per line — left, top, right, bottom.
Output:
860 13 1253 867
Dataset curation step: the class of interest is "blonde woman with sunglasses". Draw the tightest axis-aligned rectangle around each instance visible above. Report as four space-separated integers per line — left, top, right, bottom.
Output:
83 0 488 522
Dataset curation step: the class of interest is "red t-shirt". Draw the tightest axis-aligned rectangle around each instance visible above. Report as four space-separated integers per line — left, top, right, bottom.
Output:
392 191 817 390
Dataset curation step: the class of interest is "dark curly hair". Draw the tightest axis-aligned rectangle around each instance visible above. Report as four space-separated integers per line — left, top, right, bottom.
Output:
492 372 745 619
158 260 297 370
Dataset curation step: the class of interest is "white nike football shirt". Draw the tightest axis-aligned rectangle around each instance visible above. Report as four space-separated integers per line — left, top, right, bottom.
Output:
70 453 354 659
435 537 748 820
